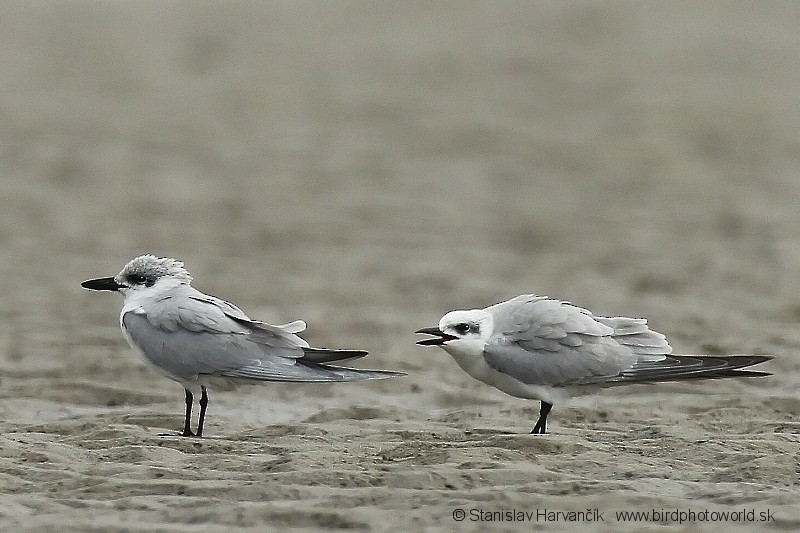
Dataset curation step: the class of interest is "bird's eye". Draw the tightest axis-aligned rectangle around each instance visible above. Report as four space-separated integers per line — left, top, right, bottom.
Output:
454 323 473 335
127 274 148 285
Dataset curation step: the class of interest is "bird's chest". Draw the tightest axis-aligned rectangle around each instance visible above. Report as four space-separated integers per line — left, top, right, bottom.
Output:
445 347 493 382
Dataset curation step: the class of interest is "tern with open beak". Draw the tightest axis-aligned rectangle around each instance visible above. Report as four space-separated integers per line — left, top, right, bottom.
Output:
417 294 771 434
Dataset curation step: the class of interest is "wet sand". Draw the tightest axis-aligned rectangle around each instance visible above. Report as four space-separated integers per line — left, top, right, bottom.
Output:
0 2 798 531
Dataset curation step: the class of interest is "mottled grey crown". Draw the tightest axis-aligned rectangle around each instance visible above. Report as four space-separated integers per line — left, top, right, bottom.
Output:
117 255 193 287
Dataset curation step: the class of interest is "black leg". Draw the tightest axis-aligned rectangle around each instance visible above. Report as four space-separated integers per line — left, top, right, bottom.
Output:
196 387 209 437
531 401 553 435
181 389 195 437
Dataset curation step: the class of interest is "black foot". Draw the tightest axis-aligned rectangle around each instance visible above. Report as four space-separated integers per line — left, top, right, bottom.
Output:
179 429 196 437
530 401 553 435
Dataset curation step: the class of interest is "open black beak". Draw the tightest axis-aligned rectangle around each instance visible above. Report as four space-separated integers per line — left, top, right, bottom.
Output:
416 327 457 346
81 277 124 291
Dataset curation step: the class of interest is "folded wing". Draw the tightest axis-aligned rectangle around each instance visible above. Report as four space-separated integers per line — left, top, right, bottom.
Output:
482 295 769 387
482 295 670 386
123 287 394 383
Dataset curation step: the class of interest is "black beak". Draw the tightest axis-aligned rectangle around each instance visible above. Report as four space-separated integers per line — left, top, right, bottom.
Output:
416 327 457 346
81 277 124 291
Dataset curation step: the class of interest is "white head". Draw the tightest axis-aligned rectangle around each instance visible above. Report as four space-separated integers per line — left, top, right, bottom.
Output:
81 254 193 301
416 309 494 359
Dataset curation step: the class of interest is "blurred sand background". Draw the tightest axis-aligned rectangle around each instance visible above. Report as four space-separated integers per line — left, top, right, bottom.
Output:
0 1 799 531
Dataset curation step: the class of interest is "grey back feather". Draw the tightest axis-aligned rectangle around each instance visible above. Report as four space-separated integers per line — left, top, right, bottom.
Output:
122 285 376 382
482 295 671 386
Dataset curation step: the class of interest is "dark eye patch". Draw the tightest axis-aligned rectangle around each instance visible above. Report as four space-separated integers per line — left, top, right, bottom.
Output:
127 273 153 286
454 323 474 335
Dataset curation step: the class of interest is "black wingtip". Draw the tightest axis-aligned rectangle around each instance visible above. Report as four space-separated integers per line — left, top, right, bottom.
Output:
301 348 369 364
713 369 772 378
602 354 774 385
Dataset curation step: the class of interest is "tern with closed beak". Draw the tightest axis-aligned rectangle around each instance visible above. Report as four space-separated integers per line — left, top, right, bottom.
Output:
416 294 772 434
82 255 404 437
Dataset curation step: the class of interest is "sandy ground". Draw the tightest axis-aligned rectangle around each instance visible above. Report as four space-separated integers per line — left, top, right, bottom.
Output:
0 2 798 531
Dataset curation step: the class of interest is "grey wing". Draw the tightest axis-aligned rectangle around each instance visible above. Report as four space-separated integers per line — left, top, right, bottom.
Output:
146 288 309 355
124 311 378 382
482 295 764 387
183 293 368 363
125 288 374 382
181 291 310 344
204 299 369 364
122 312 328 381
482 296 645 386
